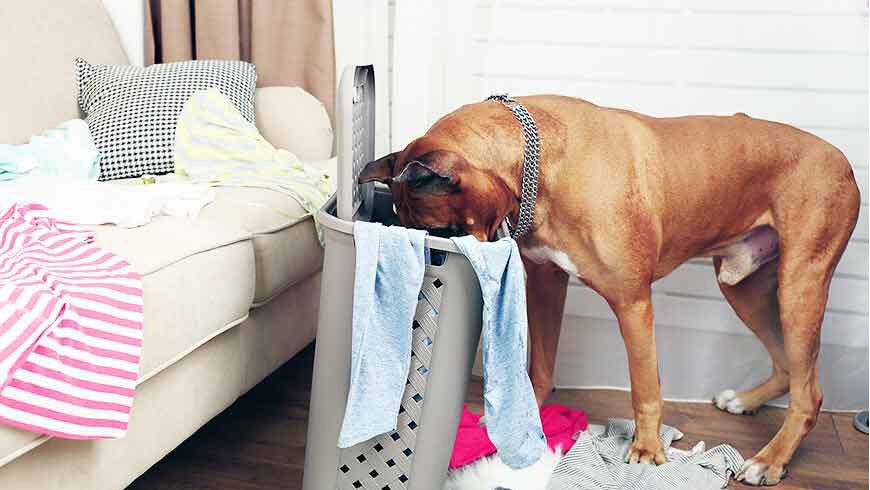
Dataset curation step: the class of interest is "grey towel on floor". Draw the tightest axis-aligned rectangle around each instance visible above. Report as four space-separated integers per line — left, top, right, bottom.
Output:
547 419 744 490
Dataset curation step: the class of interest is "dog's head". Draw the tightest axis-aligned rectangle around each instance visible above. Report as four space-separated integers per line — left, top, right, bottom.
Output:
358 147 516 241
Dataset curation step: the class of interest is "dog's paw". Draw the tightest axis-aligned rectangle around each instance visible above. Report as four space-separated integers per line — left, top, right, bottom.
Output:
713 389 757 415
625 440 667 465
736 457 787 486
478 415 487 427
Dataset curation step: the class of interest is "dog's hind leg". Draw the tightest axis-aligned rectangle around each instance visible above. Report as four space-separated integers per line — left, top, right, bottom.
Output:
736 259 830 486
524 258 569 406
737 158 860 486
713 257 790 415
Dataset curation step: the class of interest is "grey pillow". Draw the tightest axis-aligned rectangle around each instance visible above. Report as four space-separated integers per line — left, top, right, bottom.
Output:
75 58 257 180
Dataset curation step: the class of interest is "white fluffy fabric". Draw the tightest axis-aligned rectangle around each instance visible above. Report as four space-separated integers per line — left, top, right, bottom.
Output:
443 446 563 490
0 176 215 228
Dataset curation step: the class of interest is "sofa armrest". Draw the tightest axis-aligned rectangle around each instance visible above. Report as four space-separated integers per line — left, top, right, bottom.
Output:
255 86 334 161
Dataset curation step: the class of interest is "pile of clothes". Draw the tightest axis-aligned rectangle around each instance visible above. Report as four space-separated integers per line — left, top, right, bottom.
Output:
450 404 587 469
447 409 745 490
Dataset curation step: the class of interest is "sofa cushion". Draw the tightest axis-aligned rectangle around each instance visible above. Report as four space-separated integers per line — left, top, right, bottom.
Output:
255 87 334 161
94 217 256 378
197 186 325 304
0 0 129 144
194 156 334 303
0 426 40 469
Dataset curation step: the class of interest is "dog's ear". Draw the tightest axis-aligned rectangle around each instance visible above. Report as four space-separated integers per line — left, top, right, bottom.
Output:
393 160 459 194
393 150 466 194
358 152 398 184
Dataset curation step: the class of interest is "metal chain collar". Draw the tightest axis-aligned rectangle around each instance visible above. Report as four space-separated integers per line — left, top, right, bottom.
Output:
486 94 540 239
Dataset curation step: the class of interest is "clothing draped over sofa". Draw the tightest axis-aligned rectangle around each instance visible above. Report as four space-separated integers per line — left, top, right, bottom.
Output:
0 203 144 439
174 88 333 241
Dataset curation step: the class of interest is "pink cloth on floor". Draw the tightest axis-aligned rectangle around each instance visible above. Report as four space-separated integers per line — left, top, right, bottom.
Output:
450 403 587 469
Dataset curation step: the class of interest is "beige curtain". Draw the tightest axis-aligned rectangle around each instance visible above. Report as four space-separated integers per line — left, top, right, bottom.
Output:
145 0 335 122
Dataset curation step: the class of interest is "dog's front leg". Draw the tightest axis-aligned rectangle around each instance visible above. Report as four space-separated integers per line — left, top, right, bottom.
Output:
611 293 667 465
523 257 569 407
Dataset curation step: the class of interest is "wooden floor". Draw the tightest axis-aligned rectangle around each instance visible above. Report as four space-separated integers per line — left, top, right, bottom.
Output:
128 344 868 490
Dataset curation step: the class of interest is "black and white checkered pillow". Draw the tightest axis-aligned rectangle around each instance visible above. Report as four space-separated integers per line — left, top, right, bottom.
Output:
75 58 257 181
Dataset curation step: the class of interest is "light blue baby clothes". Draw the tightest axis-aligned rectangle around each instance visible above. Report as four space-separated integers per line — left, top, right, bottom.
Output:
0 119 100 181
451 235 547 469
337 221 428 448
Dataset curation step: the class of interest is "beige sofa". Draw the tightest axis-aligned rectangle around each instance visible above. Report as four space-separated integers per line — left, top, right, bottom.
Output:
0 2 332 488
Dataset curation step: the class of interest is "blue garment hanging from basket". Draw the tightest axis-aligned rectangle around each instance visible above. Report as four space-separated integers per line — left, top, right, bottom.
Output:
338 223 545 469
337 221 428 448
451 235 546 469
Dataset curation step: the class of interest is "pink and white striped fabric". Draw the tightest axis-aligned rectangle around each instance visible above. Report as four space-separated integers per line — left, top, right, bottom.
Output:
0 202 143 439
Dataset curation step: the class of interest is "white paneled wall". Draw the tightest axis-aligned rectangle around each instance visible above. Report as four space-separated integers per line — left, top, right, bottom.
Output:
333 0 392 157
383 0 870 409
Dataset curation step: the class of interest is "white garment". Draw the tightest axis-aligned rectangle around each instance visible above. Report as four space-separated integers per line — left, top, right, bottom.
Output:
0 176 215 228
0 119 100 181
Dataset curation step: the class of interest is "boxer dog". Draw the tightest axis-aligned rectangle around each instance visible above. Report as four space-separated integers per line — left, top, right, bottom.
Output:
358 95 860 486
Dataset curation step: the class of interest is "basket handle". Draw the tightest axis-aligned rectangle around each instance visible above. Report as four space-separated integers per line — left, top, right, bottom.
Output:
336 65 377 222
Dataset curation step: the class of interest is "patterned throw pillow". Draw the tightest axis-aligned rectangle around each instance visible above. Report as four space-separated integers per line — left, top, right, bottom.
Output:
75 58 257 181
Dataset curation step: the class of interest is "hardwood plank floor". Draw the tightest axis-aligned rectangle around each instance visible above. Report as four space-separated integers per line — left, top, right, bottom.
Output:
128 344 868 490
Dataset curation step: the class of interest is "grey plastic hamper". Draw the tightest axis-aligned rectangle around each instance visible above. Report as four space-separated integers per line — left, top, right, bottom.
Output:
301 66 485 490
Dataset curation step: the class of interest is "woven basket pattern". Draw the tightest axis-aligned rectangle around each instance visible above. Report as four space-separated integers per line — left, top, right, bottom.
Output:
336 276 446 490
350 71 372 211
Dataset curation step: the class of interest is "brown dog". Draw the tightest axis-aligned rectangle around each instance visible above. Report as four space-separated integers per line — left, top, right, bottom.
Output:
358 95 860 486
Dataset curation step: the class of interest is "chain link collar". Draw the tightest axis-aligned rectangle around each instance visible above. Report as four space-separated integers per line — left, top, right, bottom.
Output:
486 94 540 239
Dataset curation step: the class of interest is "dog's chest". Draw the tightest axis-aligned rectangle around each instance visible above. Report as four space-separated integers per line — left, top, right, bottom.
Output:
521 245 579 277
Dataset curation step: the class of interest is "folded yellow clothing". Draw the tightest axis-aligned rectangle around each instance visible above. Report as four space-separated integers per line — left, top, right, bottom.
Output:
174 88 333 241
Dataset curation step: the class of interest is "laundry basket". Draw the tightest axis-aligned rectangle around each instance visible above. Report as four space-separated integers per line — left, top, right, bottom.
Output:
301 66 484 490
